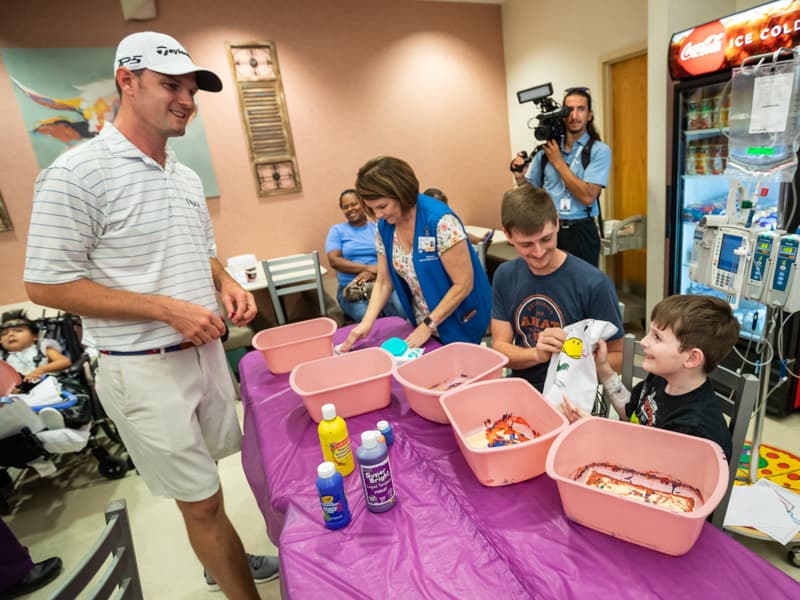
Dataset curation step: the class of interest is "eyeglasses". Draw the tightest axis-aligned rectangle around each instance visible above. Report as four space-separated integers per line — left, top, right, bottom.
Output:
564 86 591 96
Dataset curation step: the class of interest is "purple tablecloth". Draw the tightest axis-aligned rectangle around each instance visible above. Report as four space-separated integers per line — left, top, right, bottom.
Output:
240 317 800 599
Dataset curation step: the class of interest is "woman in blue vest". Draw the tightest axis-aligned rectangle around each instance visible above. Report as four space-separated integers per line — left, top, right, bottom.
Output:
340 156 491 350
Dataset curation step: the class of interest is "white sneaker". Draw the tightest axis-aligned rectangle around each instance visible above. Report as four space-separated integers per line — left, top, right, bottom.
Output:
38 407 65 430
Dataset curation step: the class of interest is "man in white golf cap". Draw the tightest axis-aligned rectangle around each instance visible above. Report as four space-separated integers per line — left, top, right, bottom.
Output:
24 31 277 598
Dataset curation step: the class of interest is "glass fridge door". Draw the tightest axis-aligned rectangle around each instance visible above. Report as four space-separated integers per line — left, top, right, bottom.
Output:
675 81 779 341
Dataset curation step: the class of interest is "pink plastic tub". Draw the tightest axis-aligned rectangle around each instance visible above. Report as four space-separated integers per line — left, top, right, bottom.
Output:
290 347 394 422
0 360 21 395
545 417 729 555
440 378 568 486
393 342 508 424
252 317 337 374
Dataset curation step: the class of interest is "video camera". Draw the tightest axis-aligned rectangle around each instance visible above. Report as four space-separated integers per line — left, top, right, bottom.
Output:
510 82 570 173
519 82 570 142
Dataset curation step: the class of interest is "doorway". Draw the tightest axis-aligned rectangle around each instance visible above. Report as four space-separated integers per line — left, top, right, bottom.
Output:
606 51 647 327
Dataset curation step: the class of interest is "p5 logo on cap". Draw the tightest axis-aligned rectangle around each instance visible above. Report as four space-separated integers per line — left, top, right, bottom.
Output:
117 55 143 68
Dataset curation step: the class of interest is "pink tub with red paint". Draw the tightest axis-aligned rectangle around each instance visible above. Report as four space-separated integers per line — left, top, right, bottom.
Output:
289 347 394 422
439 378 568 486
545 417 729 555
252 317 337 374
393 342 508 424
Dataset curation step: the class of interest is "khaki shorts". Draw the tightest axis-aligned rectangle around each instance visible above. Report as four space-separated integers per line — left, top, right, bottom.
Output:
95 341 241 502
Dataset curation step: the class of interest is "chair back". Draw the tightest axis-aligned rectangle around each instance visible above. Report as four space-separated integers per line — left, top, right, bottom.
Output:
49 499 143 600
707 362 758 527
619 333 758 529
262 251 326 325
473 241 487 271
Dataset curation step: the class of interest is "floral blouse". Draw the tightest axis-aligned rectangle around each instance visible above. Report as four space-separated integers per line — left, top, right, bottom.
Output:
375 214 467 324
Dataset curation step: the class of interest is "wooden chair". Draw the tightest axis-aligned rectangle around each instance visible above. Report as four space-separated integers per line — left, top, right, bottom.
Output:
49 499 143 599
619 334 758 529
262 251 326 325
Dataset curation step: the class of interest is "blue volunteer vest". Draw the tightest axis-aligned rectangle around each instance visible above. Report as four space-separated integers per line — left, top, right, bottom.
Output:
378 194 491 344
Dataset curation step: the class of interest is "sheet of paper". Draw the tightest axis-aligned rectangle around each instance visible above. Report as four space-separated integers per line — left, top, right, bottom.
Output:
753 478 800 545
724 479 800 545
724 485 787 527
749 72 794 134
23 376 62 407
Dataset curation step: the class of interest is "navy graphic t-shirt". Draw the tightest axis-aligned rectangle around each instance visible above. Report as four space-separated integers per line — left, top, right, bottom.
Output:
492 254 623 390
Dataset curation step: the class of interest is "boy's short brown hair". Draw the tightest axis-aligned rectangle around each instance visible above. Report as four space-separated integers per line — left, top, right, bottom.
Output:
355 156 419 218
650 295 739 373
501 183 557 236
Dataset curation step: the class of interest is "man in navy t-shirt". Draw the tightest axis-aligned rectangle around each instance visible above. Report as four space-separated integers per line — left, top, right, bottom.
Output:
491 184 624 391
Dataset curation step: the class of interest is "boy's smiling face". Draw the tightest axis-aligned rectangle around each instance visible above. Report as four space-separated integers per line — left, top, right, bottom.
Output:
0 325 36 353
639 323 693 379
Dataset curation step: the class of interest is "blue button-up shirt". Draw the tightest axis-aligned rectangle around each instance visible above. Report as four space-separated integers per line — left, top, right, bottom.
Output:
525 132 611 219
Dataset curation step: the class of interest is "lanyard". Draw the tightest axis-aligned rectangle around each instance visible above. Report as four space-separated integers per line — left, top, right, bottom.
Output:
553 141 585 200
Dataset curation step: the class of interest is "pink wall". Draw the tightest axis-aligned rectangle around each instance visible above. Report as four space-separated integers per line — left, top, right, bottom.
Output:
0 0 511 305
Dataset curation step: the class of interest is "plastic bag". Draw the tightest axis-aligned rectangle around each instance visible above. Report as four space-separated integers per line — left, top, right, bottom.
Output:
542 319 618 413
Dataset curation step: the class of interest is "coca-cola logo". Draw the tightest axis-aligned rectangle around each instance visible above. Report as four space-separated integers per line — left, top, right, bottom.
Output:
679 21 726 75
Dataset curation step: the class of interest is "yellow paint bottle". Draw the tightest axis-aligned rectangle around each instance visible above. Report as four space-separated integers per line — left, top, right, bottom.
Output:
318 403 355 476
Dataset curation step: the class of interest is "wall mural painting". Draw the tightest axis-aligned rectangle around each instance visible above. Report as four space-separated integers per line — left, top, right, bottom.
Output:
0 47 220 197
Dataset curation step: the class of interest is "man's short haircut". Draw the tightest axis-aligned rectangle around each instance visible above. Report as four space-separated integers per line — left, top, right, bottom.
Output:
114 68 143 97
423 187 448 205
650 294 740 373
501 183 558 236
356 156 419 218
338 188 357 208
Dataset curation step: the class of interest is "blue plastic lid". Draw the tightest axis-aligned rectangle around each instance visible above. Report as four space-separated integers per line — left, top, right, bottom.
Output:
381 337 408 357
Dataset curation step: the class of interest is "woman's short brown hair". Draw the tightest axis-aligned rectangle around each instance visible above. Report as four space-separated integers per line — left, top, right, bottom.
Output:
355 156 419 218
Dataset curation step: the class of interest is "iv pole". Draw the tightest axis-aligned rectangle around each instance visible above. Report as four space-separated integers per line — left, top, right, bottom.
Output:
732 48 799 483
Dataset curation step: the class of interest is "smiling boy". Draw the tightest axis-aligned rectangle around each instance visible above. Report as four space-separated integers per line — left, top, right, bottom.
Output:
561 294 739 459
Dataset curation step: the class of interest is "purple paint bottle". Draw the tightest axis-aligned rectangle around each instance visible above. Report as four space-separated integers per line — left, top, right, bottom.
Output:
356 430 397 513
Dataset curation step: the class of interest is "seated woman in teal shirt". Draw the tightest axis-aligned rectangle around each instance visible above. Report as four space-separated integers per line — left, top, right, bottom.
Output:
325 189 403 322
340 157 491 350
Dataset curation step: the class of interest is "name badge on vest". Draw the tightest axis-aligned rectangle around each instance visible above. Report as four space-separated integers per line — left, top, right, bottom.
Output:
559 197 571 213
418 236 436 253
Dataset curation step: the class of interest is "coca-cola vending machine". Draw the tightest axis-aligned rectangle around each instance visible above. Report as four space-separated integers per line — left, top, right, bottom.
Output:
666 0 800 415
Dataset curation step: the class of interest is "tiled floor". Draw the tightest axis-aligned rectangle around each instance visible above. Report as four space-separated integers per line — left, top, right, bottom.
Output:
4 402 281 600
4 399 800 598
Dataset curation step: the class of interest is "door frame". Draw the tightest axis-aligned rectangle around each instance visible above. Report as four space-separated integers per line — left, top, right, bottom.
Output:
599 44 647 221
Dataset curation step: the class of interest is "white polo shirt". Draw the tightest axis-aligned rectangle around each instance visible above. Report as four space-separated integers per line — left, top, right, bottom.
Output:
24 124 219 352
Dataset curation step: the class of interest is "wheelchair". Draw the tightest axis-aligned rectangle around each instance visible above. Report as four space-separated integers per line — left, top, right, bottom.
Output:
0 313 132 514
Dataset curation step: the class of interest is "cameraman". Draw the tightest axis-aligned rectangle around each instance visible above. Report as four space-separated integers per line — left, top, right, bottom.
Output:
510 87 610 267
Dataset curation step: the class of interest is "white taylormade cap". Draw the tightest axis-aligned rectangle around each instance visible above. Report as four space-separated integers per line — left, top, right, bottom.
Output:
113 31 222 92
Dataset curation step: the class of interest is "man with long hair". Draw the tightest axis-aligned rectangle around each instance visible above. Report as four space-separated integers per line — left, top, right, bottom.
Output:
511 87 611 267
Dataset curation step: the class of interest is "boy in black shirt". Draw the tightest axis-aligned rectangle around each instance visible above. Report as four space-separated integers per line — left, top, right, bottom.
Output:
561 294 739 459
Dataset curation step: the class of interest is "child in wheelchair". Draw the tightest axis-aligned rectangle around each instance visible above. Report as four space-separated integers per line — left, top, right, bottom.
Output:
0 311 129 509
1 309 71 395
1 310 91 474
